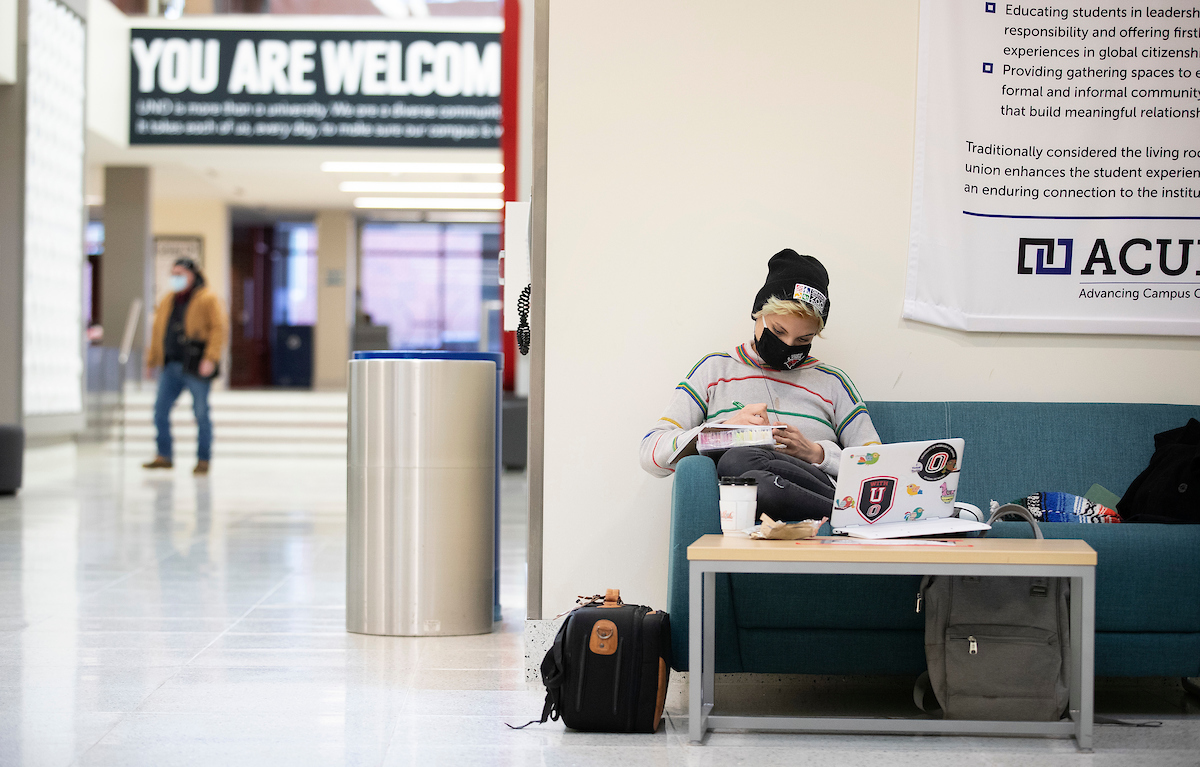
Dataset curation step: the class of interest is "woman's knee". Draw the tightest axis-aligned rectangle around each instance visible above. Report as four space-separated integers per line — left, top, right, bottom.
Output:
716 447 773 477
737 470 791 521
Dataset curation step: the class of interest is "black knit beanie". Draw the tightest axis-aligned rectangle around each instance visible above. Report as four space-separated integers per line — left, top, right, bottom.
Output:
751 249 830 322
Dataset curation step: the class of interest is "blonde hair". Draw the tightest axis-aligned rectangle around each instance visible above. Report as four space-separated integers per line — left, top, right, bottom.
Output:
753 297 825 333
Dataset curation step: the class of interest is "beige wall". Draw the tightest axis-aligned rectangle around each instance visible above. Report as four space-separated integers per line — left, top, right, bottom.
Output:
104 167 153 356
538 0 1200 616
153 198 230 309
314 210 356 390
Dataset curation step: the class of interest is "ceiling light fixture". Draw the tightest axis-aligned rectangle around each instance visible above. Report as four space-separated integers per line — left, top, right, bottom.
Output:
424 212 504 224
339 181 504 194
322 162 504 175
353 197 506 210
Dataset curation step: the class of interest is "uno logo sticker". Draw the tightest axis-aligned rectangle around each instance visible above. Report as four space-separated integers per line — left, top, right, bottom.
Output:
857 476 897 523
916 442 958 482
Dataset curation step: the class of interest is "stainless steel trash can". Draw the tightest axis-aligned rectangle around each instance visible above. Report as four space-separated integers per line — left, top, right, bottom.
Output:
346 352 501 636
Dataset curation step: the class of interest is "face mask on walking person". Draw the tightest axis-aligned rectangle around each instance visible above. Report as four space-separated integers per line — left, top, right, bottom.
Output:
169 274 189 293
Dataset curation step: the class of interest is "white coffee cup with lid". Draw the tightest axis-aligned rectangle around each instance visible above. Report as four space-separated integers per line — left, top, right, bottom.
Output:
718 476 758 534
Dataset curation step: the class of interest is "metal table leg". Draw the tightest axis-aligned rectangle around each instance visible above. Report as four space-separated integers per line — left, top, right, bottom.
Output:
1077 569 1095 751
688 563 704 743
703 568 715 725
1069 574 1083 745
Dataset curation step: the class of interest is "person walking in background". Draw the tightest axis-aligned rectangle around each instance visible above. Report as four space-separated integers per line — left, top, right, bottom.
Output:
142 258 228 475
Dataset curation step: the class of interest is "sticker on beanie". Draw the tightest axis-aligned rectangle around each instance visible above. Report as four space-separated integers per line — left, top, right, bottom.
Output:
793 284 827 314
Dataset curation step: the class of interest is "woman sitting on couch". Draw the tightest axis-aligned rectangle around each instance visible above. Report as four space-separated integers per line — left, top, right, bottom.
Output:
638 249 881 521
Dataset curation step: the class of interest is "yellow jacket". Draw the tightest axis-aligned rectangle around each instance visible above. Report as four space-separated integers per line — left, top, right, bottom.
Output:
146 286 229 368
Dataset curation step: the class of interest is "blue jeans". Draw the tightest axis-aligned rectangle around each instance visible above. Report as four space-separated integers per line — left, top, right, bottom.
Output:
154 362 212 462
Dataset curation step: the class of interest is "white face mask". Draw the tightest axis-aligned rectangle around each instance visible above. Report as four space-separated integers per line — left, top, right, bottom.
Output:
169 274 189 292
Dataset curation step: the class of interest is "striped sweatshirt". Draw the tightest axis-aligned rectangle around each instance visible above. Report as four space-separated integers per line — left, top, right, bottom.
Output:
639 342 881 479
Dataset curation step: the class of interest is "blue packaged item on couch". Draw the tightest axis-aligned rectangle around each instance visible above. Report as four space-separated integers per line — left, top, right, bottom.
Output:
996 492 1121 524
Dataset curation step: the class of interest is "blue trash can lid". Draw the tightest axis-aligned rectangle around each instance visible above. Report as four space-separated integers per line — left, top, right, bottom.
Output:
352 350 504 369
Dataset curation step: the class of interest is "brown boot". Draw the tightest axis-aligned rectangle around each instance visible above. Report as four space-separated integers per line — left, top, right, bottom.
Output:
142 456 173 469
193 460 210 475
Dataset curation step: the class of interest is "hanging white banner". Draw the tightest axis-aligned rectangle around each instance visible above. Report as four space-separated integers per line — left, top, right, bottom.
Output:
906 0 1200 336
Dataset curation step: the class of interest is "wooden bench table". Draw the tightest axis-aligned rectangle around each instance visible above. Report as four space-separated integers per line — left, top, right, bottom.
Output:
687 534 1097 750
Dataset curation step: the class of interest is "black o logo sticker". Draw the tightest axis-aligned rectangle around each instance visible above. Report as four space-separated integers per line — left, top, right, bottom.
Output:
916 442 958 482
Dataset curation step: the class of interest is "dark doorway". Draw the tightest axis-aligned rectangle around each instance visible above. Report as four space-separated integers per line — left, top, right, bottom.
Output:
229 219 318 389
229 225 275 388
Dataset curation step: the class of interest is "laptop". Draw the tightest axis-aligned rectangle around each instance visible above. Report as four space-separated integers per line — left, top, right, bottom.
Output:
829 438 990 539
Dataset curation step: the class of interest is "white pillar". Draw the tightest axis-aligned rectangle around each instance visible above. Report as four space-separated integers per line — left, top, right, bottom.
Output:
0 0 24 425
314 210 356 390
102 166 153 353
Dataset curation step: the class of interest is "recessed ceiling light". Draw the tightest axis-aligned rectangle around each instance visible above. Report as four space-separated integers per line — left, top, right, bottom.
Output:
424 211 504 224
322 162 504 174
339 181 504 194
353 197 506 210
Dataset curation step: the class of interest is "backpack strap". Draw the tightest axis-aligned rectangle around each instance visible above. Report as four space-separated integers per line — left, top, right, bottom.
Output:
508 615 571 729
1095 715 1163 727
985 503 1044 539
539 616 569 721
912 670 942 717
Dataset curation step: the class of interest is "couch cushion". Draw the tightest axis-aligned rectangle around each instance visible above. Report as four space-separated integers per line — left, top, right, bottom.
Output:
739 628 1200 676
1094 632 1200 677
863 401 951 444
865 402 1200 508
731 574 924 631
668 455 744 672
988 520 1200 633
946 402 1200 507
737 628 927 675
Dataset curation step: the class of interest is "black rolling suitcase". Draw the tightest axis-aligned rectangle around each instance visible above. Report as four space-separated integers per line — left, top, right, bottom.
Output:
524 589 671 733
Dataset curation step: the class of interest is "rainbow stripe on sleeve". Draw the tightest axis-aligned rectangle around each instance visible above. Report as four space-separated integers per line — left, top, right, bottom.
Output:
836 404 869 437
815 364 862 403
687 352 732 380
675 382 707 415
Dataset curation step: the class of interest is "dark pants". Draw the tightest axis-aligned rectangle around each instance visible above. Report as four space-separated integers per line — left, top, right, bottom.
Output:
717 447 835 522
154 361 212 462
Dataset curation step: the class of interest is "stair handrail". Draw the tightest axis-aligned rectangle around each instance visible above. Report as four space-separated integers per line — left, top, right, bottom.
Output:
117 298 143 450
117 298 143 366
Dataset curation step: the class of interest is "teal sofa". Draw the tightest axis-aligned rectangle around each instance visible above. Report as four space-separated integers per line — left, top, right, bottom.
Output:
667 402 1200 678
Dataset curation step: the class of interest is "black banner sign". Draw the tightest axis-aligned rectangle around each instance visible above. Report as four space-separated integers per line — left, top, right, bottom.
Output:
129 28 501 147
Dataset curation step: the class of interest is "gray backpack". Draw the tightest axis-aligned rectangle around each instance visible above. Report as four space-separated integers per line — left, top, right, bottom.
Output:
917 504 1070 721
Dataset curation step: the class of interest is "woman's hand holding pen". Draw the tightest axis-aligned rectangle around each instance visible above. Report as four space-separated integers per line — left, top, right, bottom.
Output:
724 403 769 426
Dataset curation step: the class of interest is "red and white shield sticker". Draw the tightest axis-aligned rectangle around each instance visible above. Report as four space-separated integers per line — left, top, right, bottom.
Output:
857 476 897 524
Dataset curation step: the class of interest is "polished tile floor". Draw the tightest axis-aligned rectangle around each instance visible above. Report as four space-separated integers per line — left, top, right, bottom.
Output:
1 443 1198 766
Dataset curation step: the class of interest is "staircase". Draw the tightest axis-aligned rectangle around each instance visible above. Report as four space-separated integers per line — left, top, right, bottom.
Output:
114 388 348 458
